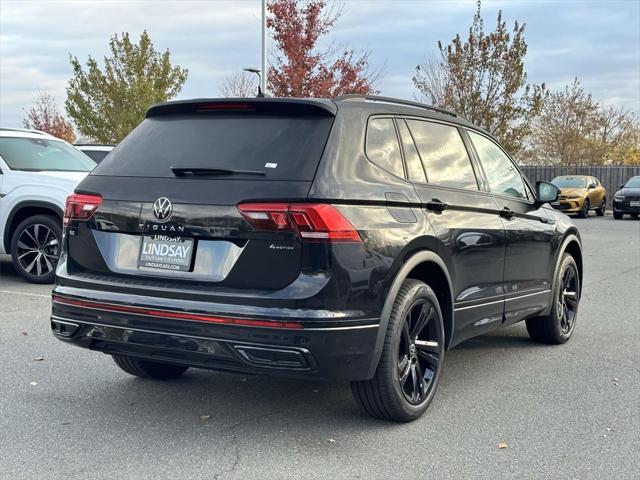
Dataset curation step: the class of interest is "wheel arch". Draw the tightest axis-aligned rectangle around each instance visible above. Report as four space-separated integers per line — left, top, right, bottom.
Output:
366 249 454 379
547 232 583 315
561 235 583 285
4 201 63 253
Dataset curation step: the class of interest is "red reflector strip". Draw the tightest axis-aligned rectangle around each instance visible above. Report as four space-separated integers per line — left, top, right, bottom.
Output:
52 295 303 329
196 103 251 111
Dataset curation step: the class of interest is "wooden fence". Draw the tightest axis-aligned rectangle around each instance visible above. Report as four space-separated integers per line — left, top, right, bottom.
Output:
519 166 640 207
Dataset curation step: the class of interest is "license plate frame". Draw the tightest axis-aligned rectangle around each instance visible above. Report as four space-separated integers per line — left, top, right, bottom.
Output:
629 201 640 207
138 235 195 272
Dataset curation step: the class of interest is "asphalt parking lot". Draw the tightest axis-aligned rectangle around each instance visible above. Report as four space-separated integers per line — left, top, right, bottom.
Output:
1 214 638 480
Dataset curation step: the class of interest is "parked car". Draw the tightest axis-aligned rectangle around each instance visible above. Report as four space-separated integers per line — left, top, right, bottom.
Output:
74 144 114 164
613 176 640 219
550 175 606 218
51 96 583 422
0 128 96 283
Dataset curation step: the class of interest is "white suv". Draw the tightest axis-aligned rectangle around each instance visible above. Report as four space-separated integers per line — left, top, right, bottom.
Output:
0 128 96 283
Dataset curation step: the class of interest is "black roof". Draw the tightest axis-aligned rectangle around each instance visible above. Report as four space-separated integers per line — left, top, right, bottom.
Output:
146 97 337 117
144 95 488 136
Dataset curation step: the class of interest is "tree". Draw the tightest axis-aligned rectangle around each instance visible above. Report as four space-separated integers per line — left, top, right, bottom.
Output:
267 0 378 97
219 71 259 98
413 0 545 155
66 31 188 143
526 78 640 166
22 92 75 143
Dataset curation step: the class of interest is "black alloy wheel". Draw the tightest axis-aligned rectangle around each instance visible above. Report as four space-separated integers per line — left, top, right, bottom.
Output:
526 253 580 344
557 262 579 335
397 298 442 405
351 279 445 422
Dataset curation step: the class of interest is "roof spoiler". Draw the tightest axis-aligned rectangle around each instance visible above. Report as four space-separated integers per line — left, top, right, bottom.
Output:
146 98 337 118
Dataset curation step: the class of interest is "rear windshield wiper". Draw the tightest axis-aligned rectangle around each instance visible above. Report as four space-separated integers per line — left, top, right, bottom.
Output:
171 166 265 177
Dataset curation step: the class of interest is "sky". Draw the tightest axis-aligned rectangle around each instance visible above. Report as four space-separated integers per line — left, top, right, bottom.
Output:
1 0 639 127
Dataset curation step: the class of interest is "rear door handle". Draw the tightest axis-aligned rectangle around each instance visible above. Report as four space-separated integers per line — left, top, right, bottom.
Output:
425 198 447 212
499 207 515 220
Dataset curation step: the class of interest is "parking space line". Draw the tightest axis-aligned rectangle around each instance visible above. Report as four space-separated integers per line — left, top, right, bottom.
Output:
0 290 50 299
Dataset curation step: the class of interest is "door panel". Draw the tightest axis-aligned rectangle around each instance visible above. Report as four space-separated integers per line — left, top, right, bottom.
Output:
401 119 506 344
416 186 506 343
496 196 555 324
465 130 555 325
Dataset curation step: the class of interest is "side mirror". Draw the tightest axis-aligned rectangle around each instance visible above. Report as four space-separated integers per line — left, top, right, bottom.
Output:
588 183 596 189
535 181 559 207
620 184 625 189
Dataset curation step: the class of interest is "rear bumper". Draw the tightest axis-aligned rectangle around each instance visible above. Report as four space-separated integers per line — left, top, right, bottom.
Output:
50 288 380 381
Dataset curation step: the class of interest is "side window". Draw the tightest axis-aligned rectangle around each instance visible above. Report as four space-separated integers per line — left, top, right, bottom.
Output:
396 119 426 183
365 118 404 178
406 120 478 190
468 131 528 200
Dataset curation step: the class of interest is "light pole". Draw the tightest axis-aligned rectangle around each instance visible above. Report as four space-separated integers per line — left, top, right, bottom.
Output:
261 0 267 95
243 67 264 97
242 1 267 98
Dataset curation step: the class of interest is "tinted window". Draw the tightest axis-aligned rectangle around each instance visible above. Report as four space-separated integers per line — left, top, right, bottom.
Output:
0 137 95 172
468 131 527 199
406 120 478 190
93 114 334 180
365 118 404 178
397 120 426 182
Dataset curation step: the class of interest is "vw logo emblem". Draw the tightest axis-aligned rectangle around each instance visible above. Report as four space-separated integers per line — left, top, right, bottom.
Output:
152 197 173 222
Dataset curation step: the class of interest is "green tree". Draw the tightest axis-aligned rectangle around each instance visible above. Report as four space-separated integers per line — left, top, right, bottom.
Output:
66 31 188 143
413 0 545 155
526 78 640 166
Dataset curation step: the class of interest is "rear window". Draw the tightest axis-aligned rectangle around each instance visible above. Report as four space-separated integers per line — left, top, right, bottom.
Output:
93 114 334 180
406 120 478 190
0 137 96 172
365 118 404 178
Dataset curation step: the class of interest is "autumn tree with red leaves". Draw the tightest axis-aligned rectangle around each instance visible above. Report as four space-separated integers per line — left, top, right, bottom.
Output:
267 0 378 97
22 92 75 143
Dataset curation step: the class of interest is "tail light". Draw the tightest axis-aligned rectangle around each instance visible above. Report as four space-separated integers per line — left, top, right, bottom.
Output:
64 194 103 227
238 203 362 243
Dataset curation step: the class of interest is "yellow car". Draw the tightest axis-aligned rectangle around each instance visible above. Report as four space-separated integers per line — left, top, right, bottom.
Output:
551 175 607 218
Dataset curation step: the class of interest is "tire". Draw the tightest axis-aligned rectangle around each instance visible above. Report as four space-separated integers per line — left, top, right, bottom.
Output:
596 199 606 216
351 279 445 422
526 253 580 344
578 199 589 218
10 215 62 284
613 211 623 220
112 355 188 380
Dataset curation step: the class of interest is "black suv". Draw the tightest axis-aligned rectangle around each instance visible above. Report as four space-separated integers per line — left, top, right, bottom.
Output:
613 175 640 219
52 96 583 422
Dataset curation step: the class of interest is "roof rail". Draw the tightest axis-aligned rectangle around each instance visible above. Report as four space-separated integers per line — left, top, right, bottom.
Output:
333 94 460 119
0 127 55 137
